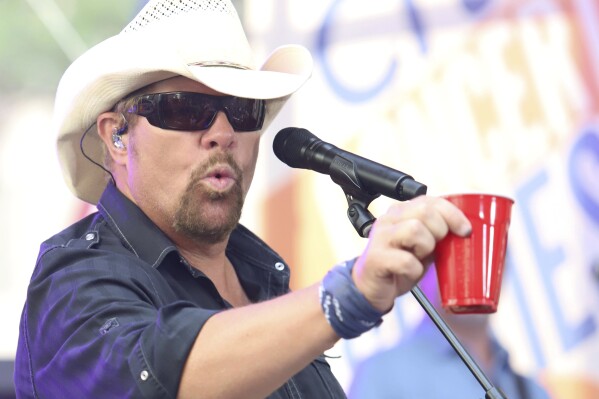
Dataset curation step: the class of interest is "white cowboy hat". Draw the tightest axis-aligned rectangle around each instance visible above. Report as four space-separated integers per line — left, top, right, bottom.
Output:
55 0 313 204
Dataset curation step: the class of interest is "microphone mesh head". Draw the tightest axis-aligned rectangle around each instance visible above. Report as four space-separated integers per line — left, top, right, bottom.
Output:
273 127 316 167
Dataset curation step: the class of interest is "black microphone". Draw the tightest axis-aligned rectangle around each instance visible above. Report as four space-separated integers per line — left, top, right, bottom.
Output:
273 127 427 201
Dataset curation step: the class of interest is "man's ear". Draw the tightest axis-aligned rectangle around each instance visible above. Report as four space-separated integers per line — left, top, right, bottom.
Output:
97 112 129 166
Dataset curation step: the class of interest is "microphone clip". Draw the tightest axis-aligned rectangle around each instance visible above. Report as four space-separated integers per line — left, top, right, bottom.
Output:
328 153 379 238
346 195 377 238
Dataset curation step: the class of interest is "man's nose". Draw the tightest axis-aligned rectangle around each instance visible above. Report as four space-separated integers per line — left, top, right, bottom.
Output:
200 112 235 149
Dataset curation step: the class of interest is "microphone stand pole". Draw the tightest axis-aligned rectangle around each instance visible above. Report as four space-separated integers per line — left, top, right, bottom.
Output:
409 285 506 399
345 197 507 399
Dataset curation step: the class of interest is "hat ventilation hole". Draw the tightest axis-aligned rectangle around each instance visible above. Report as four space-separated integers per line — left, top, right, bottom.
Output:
122 0 236 33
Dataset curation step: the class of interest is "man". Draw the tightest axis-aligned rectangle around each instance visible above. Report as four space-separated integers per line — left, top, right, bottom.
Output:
348 268 552 399
15 1 472 398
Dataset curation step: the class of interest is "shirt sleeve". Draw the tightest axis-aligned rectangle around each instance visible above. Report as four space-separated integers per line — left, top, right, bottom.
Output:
18 242 217 399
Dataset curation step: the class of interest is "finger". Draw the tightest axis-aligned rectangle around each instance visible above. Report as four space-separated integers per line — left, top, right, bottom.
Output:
381 218 437 260
383 196 471 239
354 247 426 310
435 197 472 237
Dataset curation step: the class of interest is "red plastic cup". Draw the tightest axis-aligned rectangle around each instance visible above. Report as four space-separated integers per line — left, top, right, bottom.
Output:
434 193 514 314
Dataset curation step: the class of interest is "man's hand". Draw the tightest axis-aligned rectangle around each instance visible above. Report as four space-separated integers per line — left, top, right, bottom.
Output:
352 196 472 313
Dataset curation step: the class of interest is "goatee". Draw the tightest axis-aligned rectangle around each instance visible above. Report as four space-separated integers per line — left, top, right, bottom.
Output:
173 152 244 244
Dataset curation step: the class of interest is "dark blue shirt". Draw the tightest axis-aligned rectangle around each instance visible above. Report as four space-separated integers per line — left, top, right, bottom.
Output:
15 183 346 398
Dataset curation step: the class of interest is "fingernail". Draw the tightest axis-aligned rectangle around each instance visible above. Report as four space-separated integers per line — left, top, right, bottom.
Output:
460 222 472 236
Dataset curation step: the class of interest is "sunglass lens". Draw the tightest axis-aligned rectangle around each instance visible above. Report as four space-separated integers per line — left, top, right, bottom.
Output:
224 97 265 131
162 94 216 130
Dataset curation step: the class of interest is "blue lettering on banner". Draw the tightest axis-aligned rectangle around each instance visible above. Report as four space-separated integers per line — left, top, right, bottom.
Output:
503 252 546 368
517 167 596 351
569 127 599 226
461 0 492 13
405 0 428 53
316 0 398 103
315 0 498 102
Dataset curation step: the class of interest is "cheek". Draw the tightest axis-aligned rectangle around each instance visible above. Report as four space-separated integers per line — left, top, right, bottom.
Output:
240 136 261 191
127 134 191 194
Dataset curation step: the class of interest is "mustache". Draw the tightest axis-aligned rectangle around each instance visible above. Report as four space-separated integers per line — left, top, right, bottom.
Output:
189 152 243 186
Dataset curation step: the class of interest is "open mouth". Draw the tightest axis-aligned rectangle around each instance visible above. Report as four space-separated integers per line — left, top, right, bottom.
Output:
201 165 238 191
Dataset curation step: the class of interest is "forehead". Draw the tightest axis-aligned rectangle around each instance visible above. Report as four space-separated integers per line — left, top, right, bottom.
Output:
144 76 223 95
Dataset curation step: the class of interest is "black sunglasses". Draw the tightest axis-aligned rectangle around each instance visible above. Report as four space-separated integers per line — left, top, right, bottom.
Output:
126 91 266 132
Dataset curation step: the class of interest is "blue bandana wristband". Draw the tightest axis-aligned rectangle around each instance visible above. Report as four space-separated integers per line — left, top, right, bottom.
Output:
319 259 384 339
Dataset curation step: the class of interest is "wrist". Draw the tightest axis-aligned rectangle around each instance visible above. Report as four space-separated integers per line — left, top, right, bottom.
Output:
319 259 384 339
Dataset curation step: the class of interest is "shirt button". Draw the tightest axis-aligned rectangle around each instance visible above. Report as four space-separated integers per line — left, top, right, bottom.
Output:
140 370 149 381
274 262 285 271
85 233 95 241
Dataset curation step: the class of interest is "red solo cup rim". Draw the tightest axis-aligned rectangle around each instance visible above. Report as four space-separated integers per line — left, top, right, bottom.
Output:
442 193 515 204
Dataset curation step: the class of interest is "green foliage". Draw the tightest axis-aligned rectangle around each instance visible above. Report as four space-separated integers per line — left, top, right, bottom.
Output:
0 0 141 93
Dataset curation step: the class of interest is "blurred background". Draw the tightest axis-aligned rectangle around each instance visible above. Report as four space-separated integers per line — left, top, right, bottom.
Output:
2 0 599 398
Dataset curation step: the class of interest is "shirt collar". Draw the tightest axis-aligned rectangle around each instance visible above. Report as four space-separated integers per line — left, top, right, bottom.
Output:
227 224 291 299
97 183 178 268
96 183 291 298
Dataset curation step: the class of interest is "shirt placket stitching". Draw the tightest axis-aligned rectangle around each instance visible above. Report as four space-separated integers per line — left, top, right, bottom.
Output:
285 376 302 399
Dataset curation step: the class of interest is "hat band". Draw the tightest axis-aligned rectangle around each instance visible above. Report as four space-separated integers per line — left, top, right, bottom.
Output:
188 61 251 70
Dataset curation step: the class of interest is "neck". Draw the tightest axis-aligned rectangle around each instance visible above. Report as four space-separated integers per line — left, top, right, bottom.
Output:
173 230 231 275
177 230 229 253
174 232 250 308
